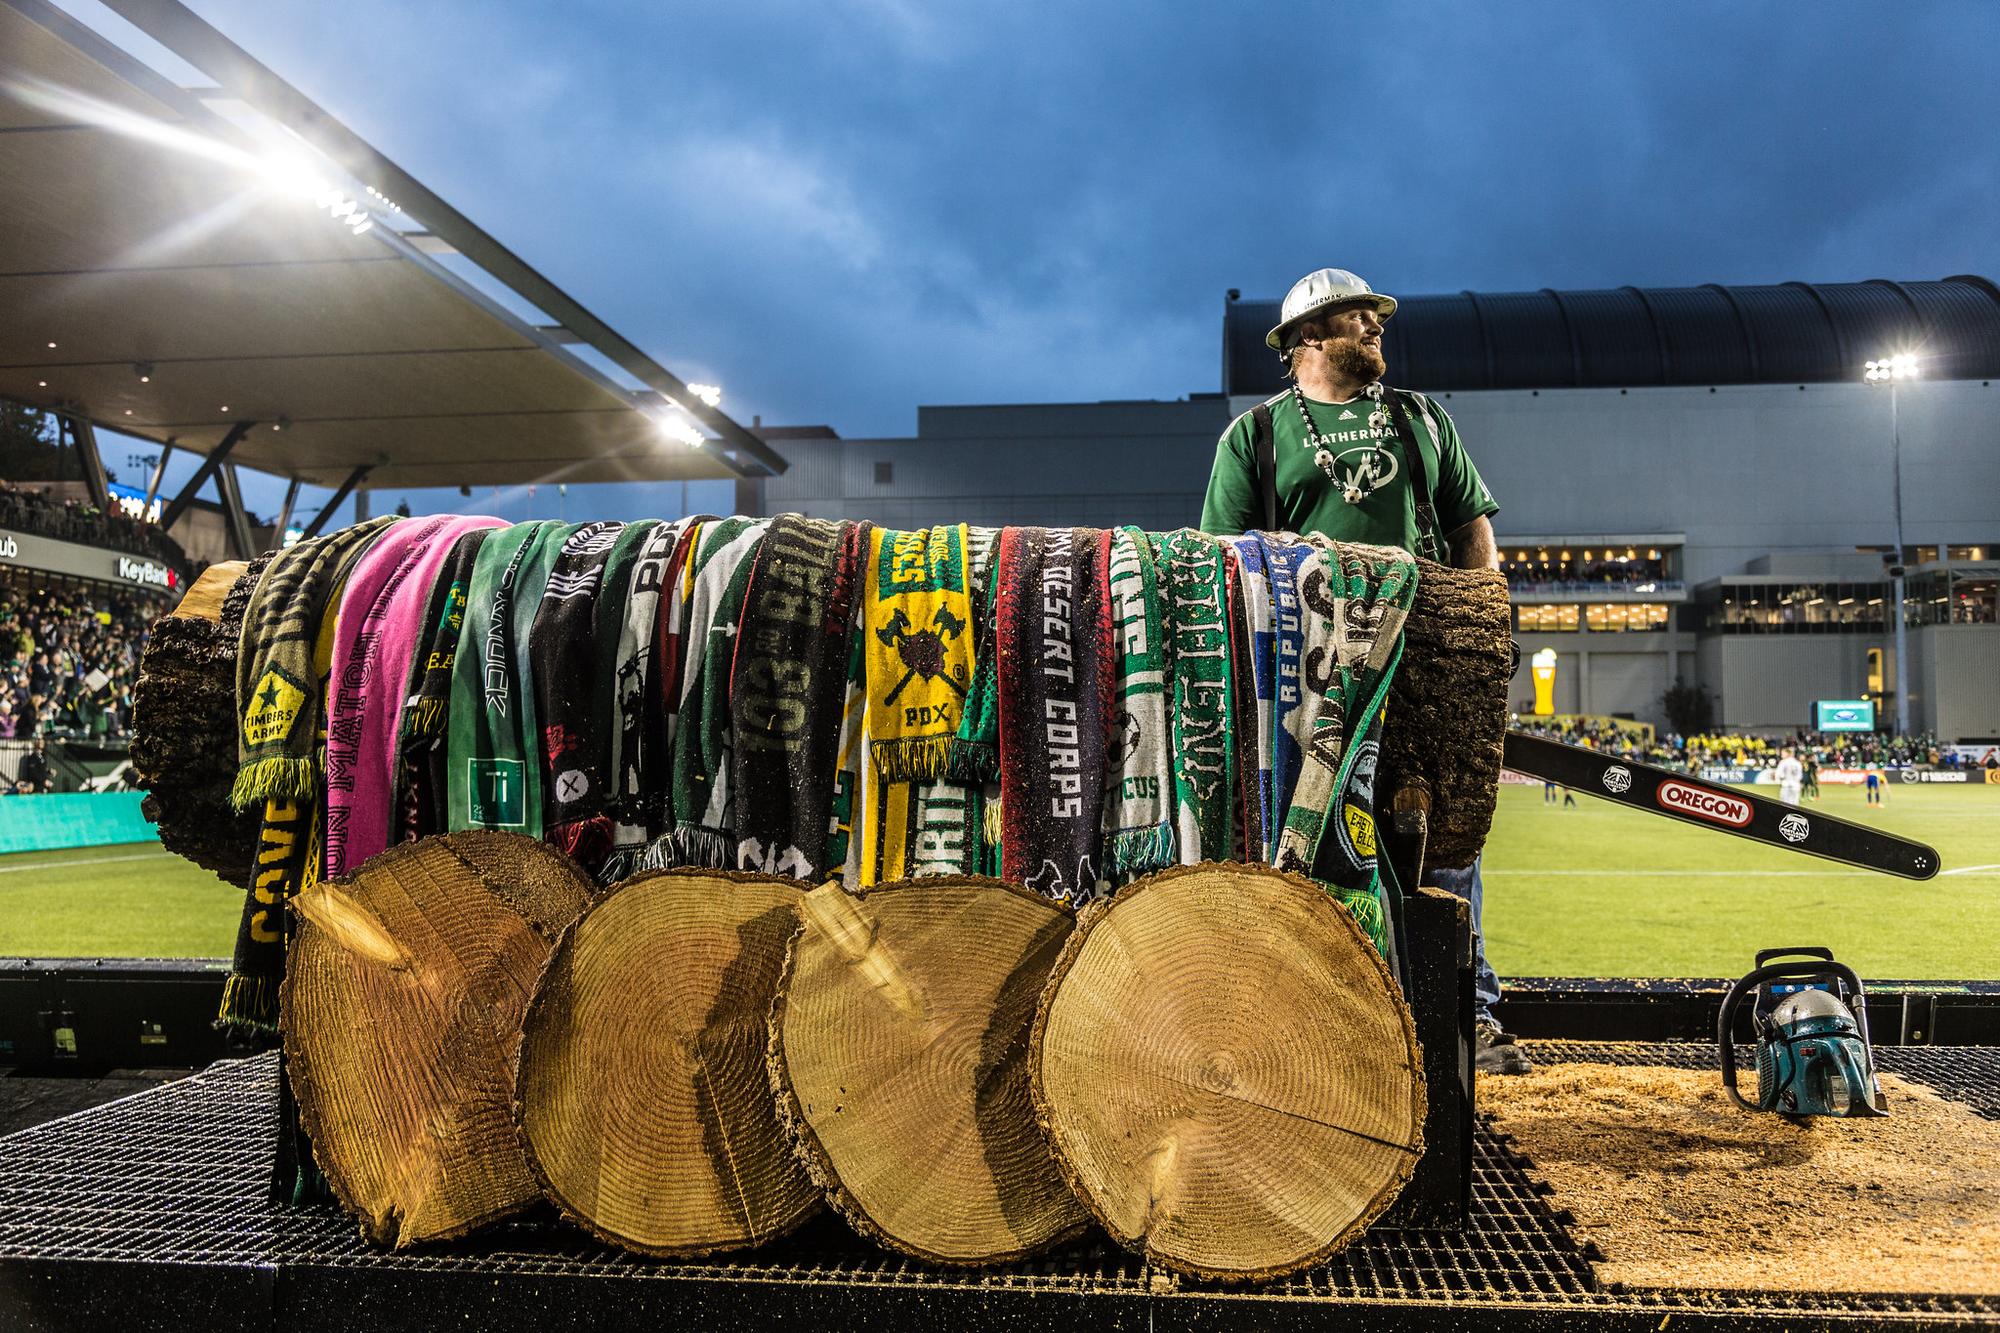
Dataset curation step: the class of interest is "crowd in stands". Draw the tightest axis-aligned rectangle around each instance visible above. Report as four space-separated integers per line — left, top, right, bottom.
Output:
0 579 147 755
0 481 185 568
1512 716 1970 773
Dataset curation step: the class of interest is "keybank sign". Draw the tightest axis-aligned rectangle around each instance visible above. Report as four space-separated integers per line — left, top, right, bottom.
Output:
0 528 177 595
116 557 175 590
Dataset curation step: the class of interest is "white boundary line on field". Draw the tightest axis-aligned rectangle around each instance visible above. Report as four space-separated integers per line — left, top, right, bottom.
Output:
1484 867 2000 877
0 850 175 874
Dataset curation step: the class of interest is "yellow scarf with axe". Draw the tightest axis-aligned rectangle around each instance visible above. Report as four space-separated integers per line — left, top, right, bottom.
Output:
860 524 975 881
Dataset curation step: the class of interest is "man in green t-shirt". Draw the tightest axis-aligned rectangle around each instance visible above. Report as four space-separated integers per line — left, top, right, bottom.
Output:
1201 267 1525 1074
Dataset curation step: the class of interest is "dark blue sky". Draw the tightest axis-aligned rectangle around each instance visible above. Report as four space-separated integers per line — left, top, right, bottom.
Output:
108 0 2000 522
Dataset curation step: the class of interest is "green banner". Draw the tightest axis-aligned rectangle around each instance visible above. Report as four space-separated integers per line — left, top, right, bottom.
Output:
0 793 160 854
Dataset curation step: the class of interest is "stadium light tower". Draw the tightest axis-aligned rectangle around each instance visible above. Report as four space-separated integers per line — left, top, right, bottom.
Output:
1864 353 1920 736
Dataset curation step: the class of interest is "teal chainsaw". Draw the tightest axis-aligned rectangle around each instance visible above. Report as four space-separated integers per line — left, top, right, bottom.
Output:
1717 948 1887 1119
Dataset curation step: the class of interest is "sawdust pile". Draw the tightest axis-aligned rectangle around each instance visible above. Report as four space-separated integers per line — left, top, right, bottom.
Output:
1482 1063 2000 1294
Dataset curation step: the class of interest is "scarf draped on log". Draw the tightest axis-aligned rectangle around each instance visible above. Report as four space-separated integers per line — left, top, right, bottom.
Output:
325 515 503 877
1102 526 1175 881
730 516 865 880
532 520 624 868
230 516 397 809
216 793 321 1037
857 525 976 882
1272 539 1419 951
1154 529 1236 863
664 517 769 866
996 526 1115 905
446 522 557 834
395 527 490 840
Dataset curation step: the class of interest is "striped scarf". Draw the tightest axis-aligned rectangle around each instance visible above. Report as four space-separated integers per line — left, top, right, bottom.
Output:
1102 526 1175 880
230 516 396 808
664 517 769 866
1155 529 1236 863
1225 533 1313 864
1273 540 1419 951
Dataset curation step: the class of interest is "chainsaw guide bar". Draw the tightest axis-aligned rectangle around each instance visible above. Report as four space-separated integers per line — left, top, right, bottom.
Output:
1501 732 1941 881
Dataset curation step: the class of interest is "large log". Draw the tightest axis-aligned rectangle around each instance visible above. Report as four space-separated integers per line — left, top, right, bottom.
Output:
768 878 1088 1264
515 869 820 1257
1030 863 1425 1282
133 536 1512 889
281 832 592 1247
131 557 262 886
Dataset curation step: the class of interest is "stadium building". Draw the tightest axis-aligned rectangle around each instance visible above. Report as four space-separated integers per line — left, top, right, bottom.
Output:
758 277 2000 742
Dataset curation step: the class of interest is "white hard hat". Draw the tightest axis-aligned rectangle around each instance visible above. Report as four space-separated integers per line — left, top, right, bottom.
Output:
1265 269 1398 350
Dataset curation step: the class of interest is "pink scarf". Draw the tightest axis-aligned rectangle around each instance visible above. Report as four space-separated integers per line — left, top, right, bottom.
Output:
326 514 504 877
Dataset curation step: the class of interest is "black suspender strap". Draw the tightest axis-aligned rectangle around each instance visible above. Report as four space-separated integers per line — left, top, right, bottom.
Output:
1382 388 1447 563
1251 402 1277 533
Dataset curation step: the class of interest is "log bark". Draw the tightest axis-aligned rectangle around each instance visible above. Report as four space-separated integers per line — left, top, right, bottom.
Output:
768 878 1088 1265
280 832 592 1247
1030 863 1425 1282
515 869 819 1257
132 557 263 887
1379 559 1512 871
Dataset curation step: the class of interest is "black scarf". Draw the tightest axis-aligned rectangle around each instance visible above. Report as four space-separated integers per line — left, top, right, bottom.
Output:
397 527 490 840
729 516 865 880
996 526 1115 906
533 520 623 829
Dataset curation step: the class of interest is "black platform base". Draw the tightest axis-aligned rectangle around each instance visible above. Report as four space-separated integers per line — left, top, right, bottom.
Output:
4 1046 1999 1331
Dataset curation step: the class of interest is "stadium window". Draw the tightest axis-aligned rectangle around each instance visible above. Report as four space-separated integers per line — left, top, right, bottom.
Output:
1514 604 1579 633
1584 603 1668 633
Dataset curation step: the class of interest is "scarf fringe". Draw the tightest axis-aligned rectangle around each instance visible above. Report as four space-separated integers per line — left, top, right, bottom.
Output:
981 793 1004 846
229 757 318 811
945 738 998 783
871 736 953 783
214 973 279 1036
667 824 732 869
1104 821 1177 878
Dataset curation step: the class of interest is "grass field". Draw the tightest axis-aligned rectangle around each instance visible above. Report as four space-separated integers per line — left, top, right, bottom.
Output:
0 783 1994 977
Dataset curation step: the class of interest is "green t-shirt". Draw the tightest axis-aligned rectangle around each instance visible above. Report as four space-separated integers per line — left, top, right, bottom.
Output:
1199 387 1499 552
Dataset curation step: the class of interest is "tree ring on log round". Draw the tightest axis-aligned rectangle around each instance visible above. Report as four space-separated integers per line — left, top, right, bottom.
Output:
769 877 1089 1265
515 868 818 1257
281 832 593 1248
1029 862 1425 1282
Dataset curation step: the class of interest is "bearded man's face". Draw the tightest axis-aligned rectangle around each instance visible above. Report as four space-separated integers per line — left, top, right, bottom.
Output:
1316 305 1387 382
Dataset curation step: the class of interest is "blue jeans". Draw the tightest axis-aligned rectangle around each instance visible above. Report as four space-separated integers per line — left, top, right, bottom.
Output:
1425 858 1502 1024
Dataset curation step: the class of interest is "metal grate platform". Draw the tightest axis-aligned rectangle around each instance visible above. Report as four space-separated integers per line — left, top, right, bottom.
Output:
3 1045 1998 1330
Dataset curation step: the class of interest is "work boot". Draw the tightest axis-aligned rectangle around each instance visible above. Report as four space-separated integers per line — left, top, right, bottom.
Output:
1476 1017 1532 1076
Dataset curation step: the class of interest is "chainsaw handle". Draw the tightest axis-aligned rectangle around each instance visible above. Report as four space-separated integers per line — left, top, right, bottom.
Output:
1717 959 1872 1112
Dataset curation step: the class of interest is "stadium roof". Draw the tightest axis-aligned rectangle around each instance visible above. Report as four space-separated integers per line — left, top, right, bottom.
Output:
0 0 786 493
1224 276 2000 399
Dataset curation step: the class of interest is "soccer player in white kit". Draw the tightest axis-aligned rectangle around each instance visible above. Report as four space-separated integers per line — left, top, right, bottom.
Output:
1774 747 1805 806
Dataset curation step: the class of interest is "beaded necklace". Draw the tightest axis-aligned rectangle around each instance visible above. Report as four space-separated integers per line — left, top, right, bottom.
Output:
1290 381 1393 504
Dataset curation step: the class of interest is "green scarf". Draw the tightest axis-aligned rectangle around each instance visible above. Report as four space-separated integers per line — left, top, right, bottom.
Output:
446 522 556 834
1273 540 1419 952
1103 526 1175 880
1155 529 1236 862
230 516 396 808
663 518 769 866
